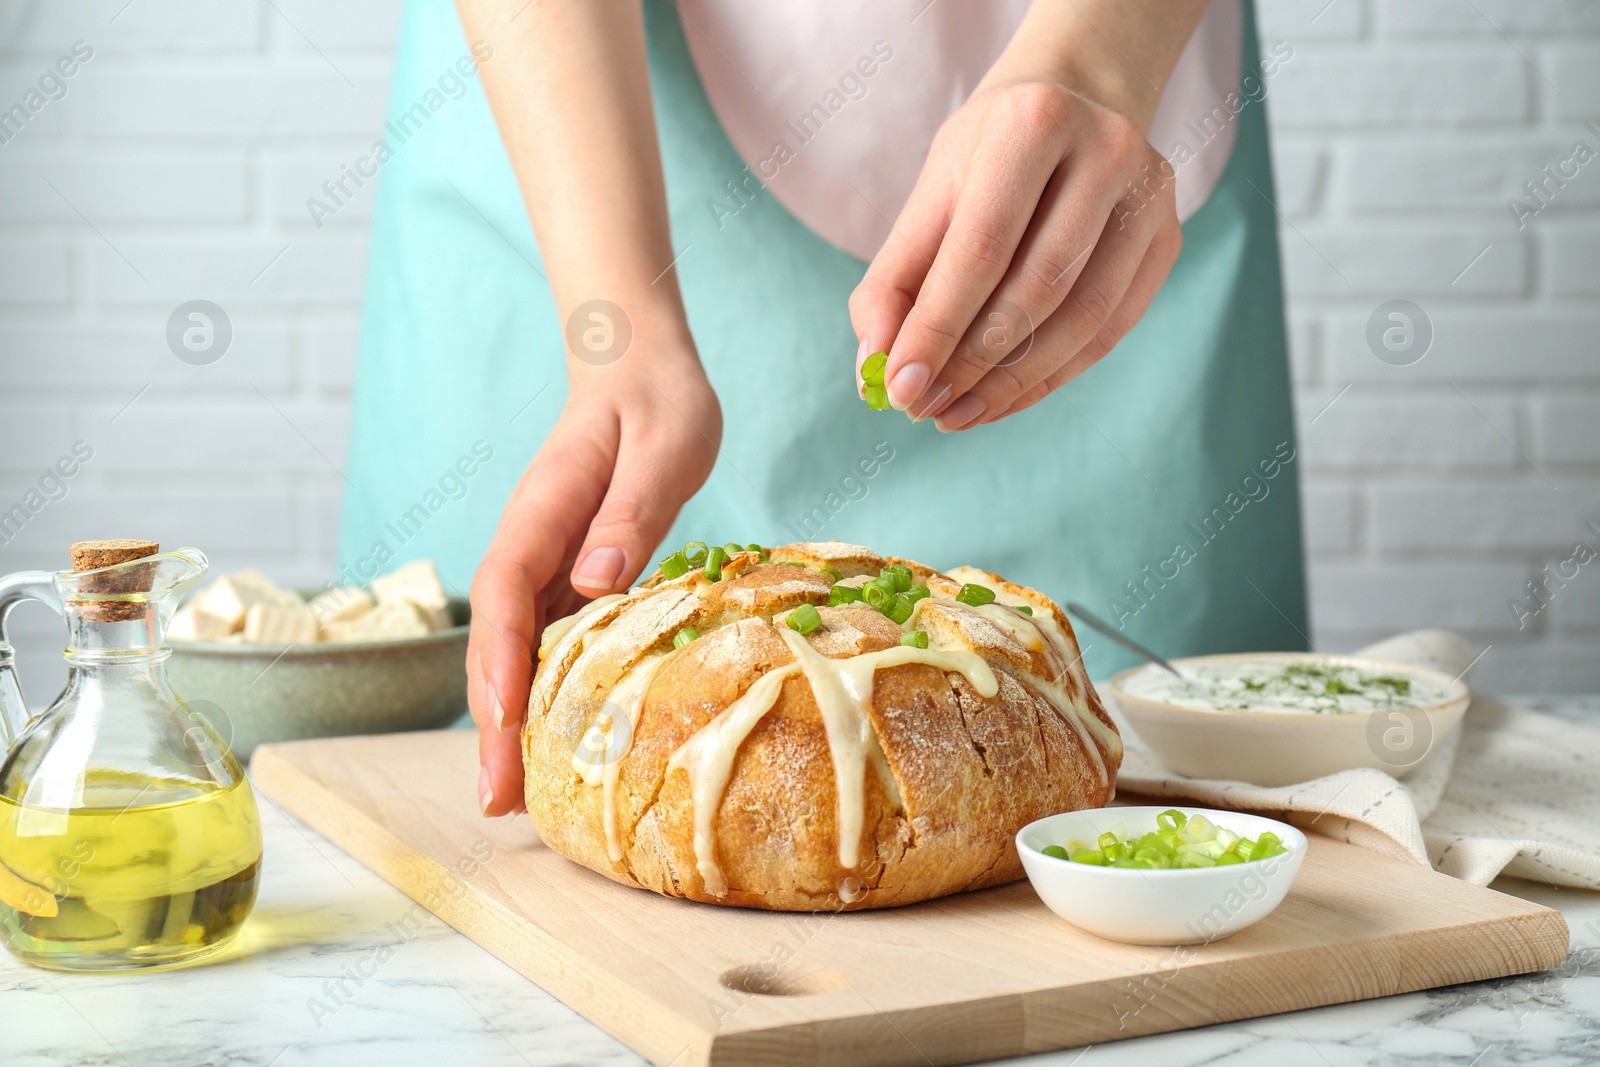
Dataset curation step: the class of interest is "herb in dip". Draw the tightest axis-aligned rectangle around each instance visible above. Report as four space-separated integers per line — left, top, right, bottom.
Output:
1121 659 1453 714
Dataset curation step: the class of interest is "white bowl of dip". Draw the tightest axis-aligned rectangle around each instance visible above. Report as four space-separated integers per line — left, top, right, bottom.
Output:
1108 652 1470 786
1018 806 1308 944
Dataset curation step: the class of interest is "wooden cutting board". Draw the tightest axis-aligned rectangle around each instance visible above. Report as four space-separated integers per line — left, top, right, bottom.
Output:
251 730 1569 1067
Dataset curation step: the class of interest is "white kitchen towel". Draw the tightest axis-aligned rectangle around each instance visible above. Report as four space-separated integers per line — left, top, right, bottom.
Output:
1104 630 1600 890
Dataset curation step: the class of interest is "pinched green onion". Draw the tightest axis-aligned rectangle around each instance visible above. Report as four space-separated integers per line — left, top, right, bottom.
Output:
787 604 822 635
956 583 995 606
880 564 913 593
722 542 745 557
658 551 691 580
828 585 863 606
900 630 929 649
704 545 729 581
1051 810 1291 870
684 541 709 567
775 561 808 568
905 583 930 605
861 351 892 410
673 626 699 649
820 567 842 583
884 593 915 624
746 543 762 553
1014 604 1034 616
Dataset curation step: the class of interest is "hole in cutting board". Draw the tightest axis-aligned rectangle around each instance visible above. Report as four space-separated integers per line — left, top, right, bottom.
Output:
719 964 849 997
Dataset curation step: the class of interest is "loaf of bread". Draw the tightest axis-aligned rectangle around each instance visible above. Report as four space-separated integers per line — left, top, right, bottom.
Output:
522 541 1122 911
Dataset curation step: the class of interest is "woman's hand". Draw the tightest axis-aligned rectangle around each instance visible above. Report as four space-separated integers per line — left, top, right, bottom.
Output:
467 337 721 816
851 80 1181 431
457 0 717 814
850 0 1207 430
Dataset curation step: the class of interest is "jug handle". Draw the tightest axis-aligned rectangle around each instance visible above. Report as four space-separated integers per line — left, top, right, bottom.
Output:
0 571 60 749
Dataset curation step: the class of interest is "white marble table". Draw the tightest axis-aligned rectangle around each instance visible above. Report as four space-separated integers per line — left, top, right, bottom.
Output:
6 699 1600 1067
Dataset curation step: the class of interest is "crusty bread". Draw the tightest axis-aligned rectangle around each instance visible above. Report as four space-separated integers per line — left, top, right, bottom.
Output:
522 541 1121 911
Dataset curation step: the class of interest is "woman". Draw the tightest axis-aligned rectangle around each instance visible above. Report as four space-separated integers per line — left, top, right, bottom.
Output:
340 0 1308 816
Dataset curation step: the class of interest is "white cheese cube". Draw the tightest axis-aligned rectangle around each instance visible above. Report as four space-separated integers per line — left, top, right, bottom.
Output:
192 570 290 630
243 600 320 644
318 620 348 642
166 606 234 642
334 600 431 642
309 586 374 625
167 608 197 641
191 579 252 630
415 601 452 632
370 559 447 610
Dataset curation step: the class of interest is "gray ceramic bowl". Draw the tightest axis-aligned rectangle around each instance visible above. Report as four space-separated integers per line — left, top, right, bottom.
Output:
165 595 470 759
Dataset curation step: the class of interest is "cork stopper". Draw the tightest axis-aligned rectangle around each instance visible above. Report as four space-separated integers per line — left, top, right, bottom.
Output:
71 539 159 573
70 539 160 622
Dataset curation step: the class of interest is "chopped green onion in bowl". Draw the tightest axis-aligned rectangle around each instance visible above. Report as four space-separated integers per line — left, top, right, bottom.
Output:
1045 809 1289 870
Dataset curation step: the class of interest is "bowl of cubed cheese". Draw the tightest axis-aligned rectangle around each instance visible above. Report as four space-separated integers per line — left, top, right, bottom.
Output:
164 559 470 758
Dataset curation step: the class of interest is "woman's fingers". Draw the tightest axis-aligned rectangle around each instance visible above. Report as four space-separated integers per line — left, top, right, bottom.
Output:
853 80 1186 426
468 428 613 816
976 215 1183 424
878 87 1075 412
848 163 957 387
908 136 1135 423
467 554 541 816
933 189 1168 431
570 400 720 598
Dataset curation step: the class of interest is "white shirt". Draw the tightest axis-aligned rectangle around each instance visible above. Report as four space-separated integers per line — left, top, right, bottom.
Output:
678 0 1242 260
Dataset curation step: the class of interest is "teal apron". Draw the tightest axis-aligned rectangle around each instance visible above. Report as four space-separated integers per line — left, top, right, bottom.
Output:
340 0 1308 678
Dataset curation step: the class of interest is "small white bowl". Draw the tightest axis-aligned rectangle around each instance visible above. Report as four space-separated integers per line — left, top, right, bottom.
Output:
1017 806 1307 945
1109 652 1471 787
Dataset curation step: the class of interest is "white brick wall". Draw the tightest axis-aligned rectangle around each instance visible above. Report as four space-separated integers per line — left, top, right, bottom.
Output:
0 0 396 704
1262 0 1600 691
1 0 1596 705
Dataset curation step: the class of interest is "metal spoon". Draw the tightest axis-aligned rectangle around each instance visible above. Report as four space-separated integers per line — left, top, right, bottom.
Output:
1064 602 1184 677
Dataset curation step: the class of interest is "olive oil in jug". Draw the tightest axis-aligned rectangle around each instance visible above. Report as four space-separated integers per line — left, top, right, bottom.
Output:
0 540 263 970
0 771 261 968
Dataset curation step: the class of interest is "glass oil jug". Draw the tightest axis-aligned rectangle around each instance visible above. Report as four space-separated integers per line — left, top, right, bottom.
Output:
0 541 262 971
